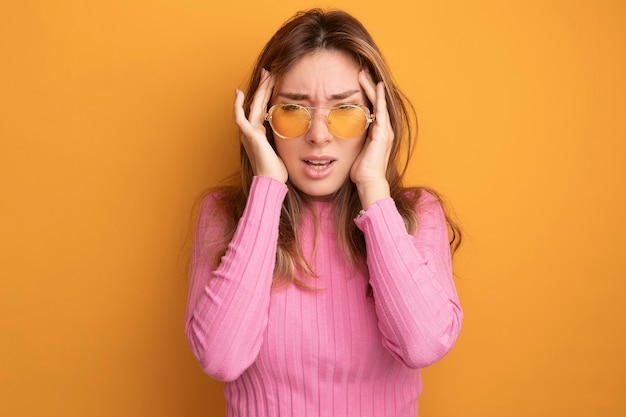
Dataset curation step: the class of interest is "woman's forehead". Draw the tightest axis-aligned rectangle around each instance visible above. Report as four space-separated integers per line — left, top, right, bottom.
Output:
275 50 362 100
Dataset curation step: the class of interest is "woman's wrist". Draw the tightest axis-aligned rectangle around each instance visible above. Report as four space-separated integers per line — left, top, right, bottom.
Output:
356 178 391 210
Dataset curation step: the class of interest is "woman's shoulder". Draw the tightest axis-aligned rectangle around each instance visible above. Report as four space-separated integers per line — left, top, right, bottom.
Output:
418 188 438 202
401 186 462 250
194 186 242 230
402 187 441 208
402 187 448 225
199 185 240 209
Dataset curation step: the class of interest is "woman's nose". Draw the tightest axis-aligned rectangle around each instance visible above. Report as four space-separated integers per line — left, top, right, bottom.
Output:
306 113 332 144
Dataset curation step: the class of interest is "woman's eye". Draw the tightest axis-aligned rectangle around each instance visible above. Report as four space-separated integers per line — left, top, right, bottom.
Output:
281 104 304 112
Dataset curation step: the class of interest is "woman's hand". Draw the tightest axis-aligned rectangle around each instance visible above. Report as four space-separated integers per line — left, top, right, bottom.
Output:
350 69 393 209
234 69 288 183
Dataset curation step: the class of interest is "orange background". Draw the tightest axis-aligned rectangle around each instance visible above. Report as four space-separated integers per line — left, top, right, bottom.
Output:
1 0 625 416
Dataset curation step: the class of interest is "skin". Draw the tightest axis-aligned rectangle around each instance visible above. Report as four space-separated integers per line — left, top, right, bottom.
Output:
234 50 394 209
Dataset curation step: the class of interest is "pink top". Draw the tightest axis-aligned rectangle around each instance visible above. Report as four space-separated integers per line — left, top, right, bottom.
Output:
186 176 462 416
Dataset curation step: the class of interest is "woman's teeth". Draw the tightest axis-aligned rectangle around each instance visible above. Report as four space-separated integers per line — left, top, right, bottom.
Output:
305 160 332 170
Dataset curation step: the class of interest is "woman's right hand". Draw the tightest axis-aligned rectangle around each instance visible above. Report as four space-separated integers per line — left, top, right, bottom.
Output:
234 69 288 183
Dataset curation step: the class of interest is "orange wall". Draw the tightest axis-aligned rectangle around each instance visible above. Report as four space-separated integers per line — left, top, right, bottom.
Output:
1 1 624 416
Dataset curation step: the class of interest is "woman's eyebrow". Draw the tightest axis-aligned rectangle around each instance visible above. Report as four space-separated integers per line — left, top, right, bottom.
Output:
275 92 309 101
328 89 361 100
275 90 361 101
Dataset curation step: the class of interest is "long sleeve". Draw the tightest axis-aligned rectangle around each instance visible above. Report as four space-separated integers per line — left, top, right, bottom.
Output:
355 191 463 368
185 176 288 381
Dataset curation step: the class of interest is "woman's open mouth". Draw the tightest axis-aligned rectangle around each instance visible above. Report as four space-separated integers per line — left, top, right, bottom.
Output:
304 159 334 170
302 158 336 178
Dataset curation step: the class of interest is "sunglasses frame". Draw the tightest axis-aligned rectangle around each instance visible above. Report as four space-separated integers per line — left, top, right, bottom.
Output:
265 103 375 139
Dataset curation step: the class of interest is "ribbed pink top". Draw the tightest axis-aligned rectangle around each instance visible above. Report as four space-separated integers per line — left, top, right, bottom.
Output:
186 176 462 416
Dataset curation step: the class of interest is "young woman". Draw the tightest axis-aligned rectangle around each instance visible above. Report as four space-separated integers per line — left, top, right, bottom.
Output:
186 8 463 416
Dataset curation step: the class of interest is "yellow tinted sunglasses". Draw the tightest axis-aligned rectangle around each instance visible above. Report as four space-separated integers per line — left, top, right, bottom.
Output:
265 104 374 139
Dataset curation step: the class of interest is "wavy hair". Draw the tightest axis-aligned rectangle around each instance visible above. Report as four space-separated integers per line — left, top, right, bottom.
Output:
194 8 461 288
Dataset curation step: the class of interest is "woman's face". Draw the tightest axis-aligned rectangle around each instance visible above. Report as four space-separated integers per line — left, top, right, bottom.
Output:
271 50 369 200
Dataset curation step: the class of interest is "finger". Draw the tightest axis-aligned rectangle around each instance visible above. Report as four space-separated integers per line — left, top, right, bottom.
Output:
248 69 275 125
234 88 245 125
373 81 389 124
358 70 391 128
234 90 263 148
247 69 269 123
234 88 251 132
358 69 378 105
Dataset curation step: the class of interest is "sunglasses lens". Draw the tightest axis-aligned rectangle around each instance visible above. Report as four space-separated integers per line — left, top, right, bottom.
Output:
269 104 370 139
328 106 369 139
270 105 311 139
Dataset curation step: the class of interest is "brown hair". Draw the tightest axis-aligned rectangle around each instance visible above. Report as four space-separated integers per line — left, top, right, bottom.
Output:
196 8 461 288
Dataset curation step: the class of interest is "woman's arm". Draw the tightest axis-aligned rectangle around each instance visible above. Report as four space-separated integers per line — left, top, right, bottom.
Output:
185 176 287 381
355 190 463 368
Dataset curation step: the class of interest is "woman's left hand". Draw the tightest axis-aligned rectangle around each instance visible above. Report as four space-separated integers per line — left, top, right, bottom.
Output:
350 69 394 209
